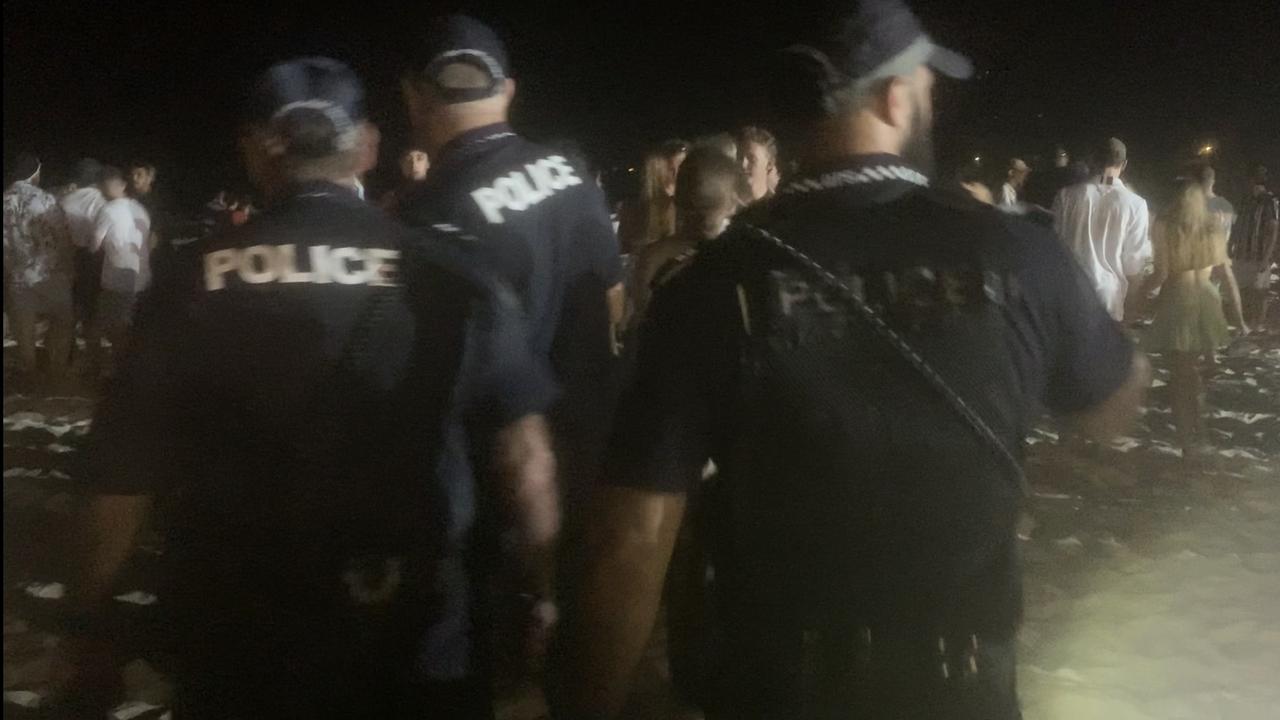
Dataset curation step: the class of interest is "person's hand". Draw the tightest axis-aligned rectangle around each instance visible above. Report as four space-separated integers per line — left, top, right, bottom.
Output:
1237 322 1251 337
519 595 560 676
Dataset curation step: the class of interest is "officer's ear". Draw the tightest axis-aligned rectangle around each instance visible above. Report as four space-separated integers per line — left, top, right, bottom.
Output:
502 78 516 105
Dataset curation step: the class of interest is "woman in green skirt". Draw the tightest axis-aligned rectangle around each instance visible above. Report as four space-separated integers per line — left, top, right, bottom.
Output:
1144 180 1248 464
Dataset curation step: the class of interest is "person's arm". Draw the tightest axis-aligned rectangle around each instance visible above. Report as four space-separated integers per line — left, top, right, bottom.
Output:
606 282 625 355
557 269 718 719
1130 220 1169 320
493 413 559 600
1029 226 1150 442
1066 351 1150 441
1215 261 1248 333
562 487 689 719
1122 205 1153 322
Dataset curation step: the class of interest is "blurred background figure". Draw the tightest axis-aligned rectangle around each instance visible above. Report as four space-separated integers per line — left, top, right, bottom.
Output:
1024 144 1087 209
999 157 1030 207
59 158 107 335
1052 137 1152 322
3 152 74 387
84 166 150 379
379 147 430 213
954 159 994 204
1228 164 1278 331
617 139 687 254
1138 180 1246 464
736 125 779 202
629 146 751 324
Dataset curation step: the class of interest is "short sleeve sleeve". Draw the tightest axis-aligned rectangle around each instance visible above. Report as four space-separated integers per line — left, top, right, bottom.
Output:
461 280 557 425
603 273 722 494
1016 227 1135 416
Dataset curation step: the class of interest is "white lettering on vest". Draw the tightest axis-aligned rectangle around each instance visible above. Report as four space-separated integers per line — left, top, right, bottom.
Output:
468 154 583 224
204 249 237 291
238 245 277 284
202 244 401 290
329 247 365 285
277 244 313 283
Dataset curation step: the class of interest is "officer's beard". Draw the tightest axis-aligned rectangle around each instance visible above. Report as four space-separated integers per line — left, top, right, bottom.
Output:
901 102 936 179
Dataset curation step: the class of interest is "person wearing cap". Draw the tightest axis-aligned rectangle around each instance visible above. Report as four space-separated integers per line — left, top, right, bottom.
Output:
3 152 75 386
398 11 623 671
560 2 1149 718
1051 137 1153 322
60 57 558 718
999 157 1030 208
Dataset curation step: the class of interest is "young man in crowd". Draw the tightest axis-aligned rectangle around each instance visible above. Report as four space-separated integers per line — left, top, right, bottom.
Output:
736 125 780 202
59 158 107 332
85 167 151 377
559 1 1149 717
3 152 74 386
1229 164 1278 330
1052 138 1152 321
379 147 431 213
999 157 1030 208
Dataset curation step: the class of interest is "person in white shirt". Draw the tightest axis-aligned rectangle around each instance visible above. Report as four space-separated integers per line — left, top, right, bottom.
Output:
1000 157 1030 208
58 159 108 329
85 166 150 376
1052 138 1151 321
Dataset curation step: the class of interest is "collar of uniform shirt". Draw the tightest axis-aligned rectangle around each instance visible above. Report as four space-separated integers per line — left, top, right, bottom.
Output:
780 154 930 197
432 122 516 169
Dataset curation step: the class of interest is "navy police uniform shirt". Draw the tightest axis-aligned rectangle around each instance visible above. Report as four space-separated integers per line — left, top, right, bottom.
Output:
606 155 1135 634
83 181 552 677
399 123 623 387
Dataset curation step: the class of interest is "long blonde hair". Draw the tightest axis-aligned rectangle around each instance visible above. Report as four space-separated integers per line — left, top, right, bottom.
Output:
640 141 687 243
1157 181 1226 273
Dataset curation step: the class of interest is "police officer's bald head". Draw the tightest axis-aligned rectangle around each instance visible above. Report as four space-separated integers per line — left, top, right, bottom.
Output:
401 15 517 154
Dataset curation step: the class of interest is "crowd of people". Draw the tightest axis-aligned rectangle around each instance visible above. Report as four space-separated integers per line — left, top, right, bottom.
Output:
2 1 1277 719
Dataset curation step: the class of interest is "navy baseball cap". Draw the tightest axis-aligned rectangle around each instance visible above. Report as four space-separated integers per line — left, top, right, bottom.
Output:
783 0 973 97
248 57 366 157
407 15 511 104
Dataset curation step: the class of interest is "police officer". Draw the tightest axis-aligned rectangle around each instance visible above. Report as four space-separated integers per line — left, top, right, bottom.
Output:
398 15 625 536
563 2 1151 719
60 57 558 718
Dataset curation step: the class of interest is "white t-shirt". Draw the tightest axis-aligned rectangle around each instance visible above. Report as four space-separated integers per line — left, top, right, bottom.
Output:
1052 178 1151 321
1000 182 1018 208
94 198 151 293
59 186 106 249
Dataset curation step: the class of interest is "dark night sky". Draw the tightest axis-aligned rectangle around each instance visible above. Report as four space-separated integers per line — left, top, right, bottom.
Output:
5 0 1279 210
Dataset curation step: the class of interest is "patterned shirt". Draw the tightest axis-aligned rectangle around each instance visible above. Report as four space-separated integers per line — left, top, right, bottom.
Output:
3 181 73 287
1230 190 1280 263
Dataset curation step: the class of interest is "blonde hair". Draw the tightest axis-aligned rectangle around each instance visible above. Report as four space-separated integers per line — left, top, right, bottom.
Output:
1157 181 1226 273
638 141 688 244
